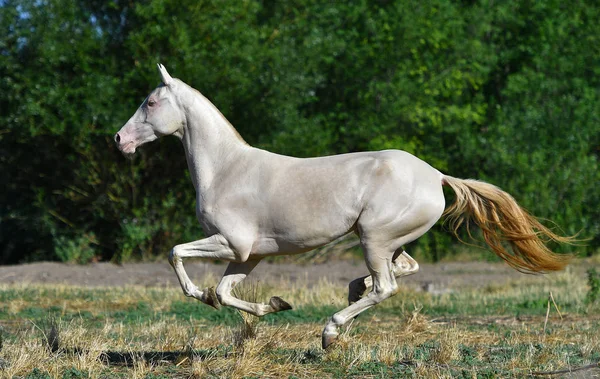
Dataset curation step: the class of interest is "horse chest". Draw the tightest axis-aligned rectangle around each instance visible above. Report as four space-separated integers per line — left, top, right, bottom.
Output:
195 196 220 234
194 192 250 234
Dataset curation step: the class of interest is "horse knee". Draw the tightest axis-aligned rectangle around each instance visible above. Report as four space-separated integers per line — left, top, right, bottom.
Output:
168 245 183 266
181 282 198 297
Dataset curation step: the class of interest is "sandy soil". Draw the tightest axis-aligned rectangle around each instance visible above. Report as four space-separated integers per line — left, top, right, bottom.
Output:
0 259 564 293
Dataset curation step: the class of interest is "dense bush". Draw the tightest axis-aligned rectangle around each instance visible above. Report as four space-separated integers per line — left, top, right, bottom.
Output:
0 0 598 263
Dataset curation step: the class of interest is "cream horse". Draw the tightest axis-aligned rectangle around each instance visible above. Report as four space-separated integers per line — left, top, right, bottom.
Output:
115 65 572 348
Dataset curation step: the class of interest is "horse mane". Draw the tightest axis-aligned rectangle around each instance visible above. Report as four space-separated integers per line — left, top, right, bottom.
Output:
182 81 248 146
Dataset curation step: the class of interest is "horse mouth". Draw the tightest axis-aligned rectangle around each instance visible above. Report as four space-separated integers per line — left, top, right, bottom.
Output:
119 141 136 155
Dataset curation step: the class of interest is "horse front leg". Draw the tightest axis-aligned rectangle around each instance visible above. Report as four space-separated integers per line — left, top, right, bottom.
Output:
168 234 245 309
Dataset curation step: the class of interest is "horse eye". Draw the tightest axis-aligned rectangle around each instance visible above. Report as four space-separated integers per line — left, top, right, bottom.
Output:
147 99 156 107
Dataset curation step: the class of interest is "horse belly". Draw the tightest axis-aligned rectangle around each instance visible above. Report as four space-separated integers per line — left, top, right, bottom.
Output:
251 199 360 256
250 229 353 257
249 237 322 257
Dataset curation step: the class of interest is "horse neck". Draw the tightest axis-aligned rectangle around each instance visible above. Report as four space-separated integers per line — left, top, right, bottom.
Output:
179 89 248 192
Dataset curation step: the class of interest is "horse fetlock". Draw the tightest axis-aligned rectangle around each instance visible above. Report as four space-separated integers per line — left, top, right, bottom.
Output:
331 313 347 328
253 304 271 317
182 283 199 297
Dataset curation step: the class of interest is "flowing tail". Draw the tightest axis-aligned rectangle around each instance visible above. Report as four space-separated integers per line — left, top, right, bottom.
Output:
442 175 574 273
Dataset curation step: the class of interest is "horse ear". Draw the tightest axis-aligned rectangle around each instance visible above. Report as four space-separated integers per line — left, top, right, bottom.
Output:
157 63 174 86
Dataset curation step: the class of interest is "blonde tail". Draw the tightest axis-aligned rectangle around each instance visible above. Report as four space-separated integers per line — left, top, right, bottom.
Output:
442 175 574 273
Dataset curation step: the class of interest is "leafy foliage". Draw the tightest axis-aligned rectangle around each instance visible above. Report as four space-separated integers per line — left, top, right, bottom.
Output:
0 0 598 263
586 268 600 305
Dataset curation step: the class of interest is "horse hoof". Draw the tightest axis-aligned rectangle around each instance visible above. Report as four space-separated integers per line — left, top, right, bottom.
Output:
269 296 292 312
322 332 338 349
204 287 221 310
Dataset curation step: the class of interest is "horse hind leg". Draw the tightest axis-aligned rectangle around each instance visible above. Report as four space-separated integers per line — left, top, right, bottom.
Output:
326 201 443 348
215 260 293 317
348 249 419 305
323 241 402 349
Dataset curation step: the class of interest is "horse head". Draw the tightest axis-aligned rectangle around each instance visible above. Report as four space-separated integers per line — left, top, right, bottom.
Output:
114 64 185 154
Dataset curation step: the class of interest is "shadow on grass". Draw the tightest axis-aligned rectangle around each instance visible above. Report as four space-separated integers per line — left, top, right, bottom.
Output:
97 349 212 367
17 304 335 369
43 320 217 367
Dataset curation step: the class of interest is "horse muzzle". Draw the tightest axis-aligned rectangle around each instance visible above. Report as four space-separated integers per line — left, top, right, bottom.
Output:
114 130 138 155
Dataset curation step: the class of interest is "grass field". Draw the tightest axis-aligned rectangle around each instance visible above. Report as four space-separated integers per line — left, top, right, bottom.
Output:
1 266 599 378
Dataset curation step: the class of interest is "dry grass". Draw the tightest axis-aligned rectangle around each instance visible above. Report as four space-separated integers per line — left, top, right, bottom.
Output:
1 265 599 377
2 314 599 378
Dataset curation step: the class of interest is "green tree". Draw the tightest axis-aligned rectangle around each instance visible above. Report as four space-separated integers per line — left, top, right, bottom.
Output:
0 0 598 263
459 1 600 253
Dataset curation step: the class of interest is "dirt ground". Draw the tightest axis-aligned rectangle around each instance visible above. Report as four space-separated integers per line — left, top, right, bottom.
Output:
0 259 576 292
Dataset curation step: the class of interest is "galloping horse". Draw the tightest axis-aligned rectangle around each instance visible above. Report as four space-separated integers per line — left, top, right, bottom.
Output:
115 65 572 348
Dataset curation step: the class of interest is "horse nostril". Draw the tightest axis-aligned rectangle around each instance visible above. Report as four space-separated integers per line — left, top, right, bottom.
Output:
115 133 121 143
